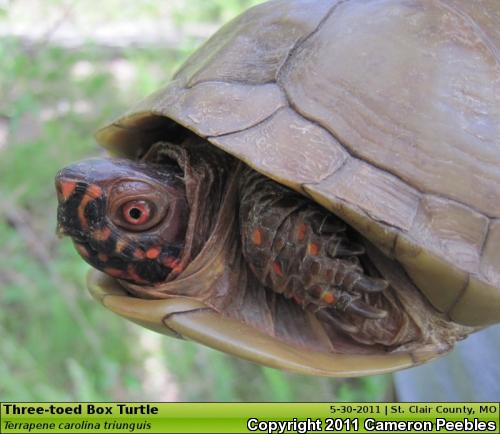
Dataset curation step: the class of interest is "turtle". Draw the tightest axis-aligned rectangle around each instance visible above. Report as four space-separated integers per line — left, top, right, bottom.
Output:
55 0 500 376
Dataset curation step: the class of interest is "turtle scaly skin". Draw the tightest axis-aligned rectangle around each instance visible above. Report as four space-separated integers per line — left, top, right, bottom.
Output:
238 167 389 322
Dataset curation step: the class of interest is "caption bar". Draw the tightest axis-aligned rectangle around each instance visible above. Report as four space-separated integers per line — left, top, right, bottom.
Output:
0 402 498 433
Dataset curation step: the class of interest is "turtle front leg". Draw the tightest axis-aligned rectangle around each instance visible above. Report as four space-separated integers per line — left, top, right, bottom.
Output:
238 168 388 329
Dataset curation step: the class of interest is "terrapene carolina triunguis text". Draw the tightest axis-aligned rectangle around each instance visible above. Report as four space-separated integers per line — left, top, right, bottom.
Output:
55 0 500 376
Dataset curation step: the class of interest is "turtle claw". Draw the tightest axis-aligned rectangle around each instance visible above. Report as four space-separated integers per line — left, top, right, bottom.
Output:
328 239 365 257
313 216 346 235
346 299 387 319
317 310 359 334
353 276 388 293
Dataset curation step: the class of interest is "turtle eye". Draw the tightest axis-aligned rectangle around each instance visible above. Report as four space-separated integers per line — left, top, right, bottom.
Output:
121 200 154 228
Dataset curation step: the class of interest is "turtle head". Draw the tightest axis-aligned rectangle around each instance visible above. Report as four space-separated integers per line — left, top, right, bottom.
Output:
55 158 188 284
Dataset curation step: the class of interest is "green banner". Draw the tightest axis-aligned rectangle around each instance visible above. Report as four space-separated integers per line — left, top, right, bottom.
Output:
0 402 498 433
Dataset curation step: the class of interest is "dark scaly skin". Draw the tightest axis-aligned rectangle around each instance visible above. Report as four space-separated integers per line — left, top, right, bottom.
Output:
56 140 388 324
238 168 388 325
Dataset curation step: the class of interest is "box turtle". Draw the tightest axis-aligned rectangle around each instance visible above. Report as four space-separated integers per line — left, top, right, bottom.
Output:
55 0 500 376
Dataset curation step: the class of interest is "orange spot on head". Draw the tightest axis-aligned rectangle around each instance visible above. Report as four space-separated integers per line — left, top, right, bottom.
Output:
77 194 92 230
308 243 319 256
146 247 161 260
98 253 108 262
93 227 111 241
251 228 263 246
272 261 283 277
115 239 127 253
322 292 336 305
296 223 307 242
77 185 103 231
86 184 103 198
133 248 145 259
60 181 76 202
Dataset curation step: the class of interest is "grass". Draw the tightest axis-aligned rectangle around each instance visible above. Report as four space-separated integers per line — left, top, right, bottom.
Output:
0 1 391 402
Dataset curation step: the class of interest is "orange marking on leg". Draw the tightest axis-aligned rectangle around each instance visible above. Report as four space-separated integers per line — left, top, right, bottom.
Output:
146 247 161 260
60 181 76 201
98 253 108 262
133 249 145 259
251 228 263 246
322 292 336 305
272 261 283 277
307 242 319 256
296 223 306 242
292 295 304 305
93 227 111 241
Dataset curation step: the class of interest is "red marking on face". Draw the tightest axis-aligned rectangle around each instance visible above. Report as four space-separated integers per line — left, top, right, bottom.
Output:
115 239 127 253
77 184 103 231
98 253 108 262
126 264 148 284
86 184 103 198
93 227 111 241
133 249 145 259
272 261 283 277
162 256 183 273
307 243 319 256
77 194 92 230
296 223 307 242
60 181 76 202
251 228 263 246
146 247 161 260
322 292 336 305
104 267 125 279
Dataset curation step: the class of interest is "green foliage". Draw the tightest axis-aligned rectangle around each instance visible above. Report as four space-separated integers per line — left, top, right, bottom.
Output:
171 0 264 25
0 1 392 402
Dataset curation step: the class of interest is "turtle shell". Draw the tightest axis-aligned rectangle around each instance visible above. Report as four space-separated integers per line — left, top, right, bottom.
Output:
91 0 500 375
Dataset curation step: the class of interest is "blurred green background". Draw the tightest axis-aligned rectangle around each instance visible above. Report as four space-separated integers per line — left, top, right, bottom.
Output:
0 0 391 401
